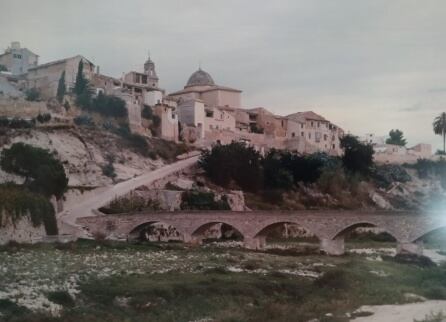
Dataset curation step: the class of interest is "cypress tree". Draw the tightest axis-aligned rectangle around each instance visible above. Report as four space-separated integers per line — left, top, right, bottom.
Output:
56 71 66 103
74 60 85 95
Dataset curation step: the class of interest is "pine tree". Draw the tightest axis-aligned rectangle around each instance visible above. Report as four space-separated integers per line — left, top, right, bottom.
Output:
56 71 66 103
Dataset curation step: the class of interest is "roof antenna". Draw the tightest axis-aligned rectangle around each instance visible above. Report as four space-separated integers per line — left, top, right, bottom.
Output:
148 49 151 60
198 60 202 70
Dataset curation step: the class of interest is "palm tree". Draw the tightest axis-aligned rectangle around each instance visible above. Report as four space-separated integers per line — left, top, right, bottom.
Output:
433 112 446 154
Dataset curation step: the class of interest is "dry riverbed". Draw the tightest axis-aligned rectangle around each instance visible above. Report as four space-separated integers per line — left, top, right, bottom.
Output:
0 240 445 322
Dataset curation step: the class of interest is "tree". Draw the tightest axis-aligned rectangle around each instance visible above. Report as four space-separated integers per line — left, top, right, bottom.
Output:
56 71 66 103
0 64 7 72
340 135 374 175
91 92 127 118
386 129 407 146
433 112 446 154
74 60 87 95
1 143 68 199
199 142 263 192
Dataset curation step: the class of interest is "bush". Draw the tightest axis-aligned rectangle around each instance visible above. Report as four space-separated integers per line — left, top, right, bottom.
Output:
99 193 161 214
25 88 40 101
47 291 74 307
1 143 68 199
200 142 263 192
341 135 374 175
314 270 349 290
406 158 446 188
74 115 95 127
0 184 58 235
372 164 411 188
180 190 231 210
91 93 127 118
36 113 51 123
0 117 35 129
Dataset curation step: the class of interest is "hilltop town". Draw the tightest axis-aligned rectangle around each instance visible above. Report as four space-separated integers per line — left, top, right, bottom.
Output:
0 41 433 162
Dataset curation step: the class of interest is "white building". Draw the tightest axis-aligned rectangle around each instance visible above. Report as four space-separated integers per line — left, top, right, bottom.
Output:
0 42 39 75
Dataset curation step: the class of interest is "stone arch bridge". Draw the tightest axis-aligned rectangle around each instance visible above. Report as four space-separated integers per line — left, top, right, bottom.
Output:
76 210 446 255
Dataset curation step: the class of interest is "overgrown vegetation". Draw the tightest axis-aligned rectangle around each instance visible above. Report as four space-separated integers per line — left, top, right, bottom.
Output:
0 117 35 129
99 192 161 214
180 190 230 210
1 143 68 199
141 105 161 136
405 158 446 188
0 184 57 235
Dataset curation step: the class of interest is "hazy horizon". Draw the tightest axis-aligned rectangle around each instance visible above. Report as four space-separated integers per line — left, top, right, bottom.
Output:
2 0 446 149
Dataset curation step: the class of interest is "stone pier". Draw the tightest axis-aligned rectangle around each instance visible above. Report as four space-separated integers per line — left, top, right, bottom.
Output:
320 237 345 255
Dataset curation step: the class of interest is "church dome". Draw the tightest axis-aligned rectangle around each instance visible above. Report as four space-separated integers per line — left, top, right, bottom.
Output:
185 69 215 87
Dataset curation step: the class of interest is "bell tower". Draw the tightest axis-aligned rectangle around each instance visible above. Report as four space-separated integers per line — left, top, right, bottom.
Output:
144 51 159 88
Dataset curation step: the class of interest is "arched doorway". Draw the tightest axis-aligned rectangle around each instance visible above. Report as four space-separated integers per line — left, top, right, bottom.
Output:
128 221 183 243
334 222 397 258
191 222 244 245
254 222 320 254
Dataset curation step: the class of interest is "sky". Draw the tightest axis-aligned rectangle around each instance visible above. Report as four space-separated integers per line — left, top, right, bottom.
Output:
1 0 446 149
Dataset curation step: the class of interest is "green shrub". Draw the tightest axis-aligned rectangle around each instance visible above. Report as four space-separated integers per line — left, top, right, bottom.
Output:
0 117 35 129
91 92 127 118
47 290 74 307
36 113 51 123
341 134 374 175
199 142 263 192
0 184 58 235
99 193 161 214
180 190 230 210
74 115 94 127
1 143 68 199
372 164 411 188
314 269 349 290
141 105 153 119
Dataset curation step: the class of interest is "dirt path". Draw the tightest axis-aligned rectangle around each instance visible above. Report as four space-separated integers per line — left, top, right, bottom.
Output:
58 155 199 235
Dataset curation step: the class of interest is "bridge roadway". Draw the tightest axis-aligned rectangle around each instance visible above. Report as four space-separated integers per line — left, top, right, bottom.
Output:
76 210 446 255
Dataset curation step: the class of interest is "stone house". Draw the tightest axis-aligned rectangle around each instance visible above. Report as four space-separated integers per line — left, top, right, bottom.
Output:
0 42 39 76
26 55 95 99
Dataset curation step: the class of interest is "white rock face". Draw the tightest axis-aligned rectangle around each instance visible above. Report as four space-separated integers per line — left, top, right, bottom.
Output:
0 216 46 245
0 129 163 187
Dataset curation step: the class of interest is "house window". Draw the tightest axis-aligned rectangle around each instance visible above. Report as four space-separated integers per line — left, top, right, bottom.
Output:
311 121 314 127
291 132 295 137
309 133 311 139
332 144 336 149
317 122 320 128
301 124 304 129
301 132 304 137
324 134 327 141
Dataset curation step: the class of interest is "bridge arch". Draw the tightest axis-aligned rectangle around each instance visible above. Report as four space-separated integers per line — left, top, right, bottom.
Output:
332 221 399 241
191 221 245 241
411 224 446 243
127 221 184 242
254 221 320 240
